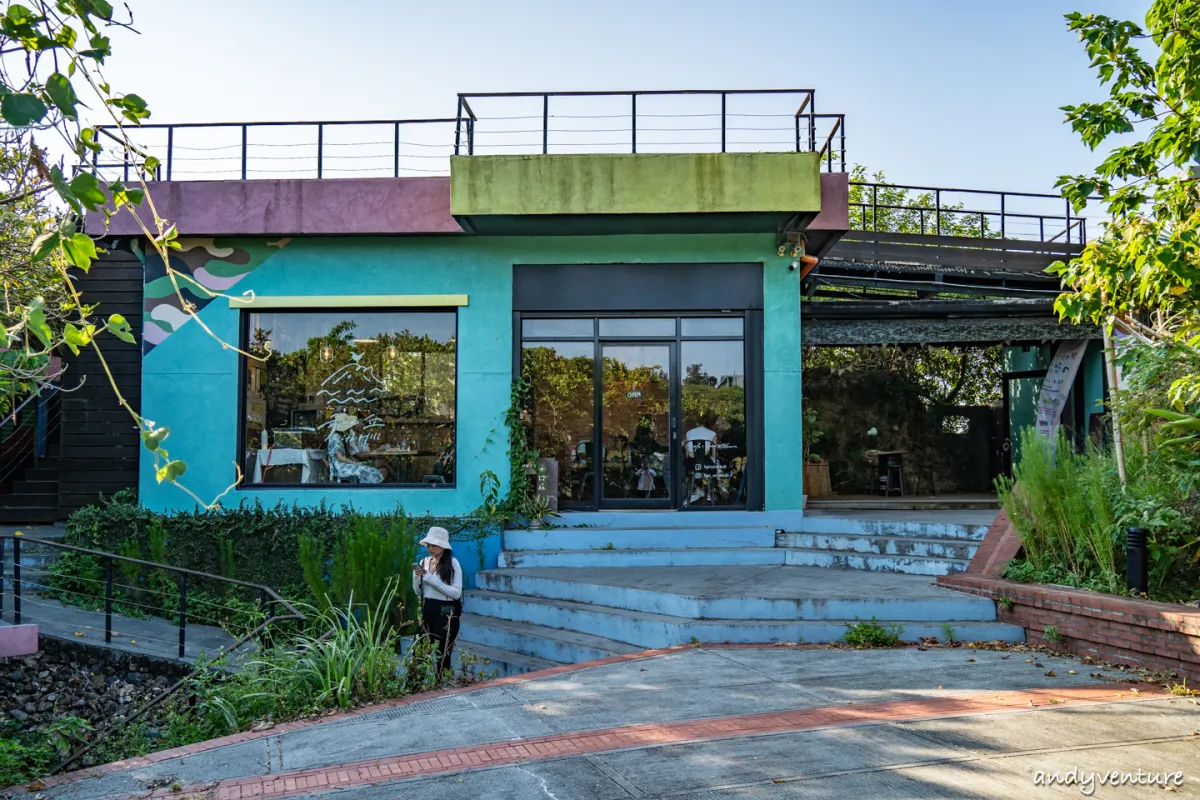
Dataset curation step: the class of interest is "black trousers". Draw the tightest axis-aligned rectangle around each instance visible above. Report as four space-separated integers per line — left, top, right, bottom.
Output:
420 597 462 675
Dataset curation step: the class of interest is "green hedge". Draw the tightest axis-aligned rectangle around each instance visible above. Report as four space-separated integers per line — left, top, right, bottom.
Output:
64 490 488 600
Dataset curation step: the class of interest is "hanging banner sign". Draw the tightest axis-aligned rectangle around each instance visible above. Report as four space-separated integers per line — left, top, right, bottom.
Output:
1035 340 1089 440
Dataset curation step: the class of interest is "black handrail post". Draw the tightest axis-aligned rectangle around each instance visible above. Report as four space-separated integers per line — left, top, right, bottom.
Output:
393 122 400 178
467 117 475 156
542 95 549 155
1000 193 1006 239
794 114 800 153
12 535 20 625
317 124 324 179
104 557 113 644
1 536 6 620
935 189 942 236
872 184 878 231
720 92 726 153
980 212 985 238
1040 217 1045 241
919 209 925 235
91 133 99 174
178 573 187 659
1065 197 1071 245
123 149 129 182
631 94 637 154
240 124 248 180
166 126 174 181
454 96 463 156
839 116 846 172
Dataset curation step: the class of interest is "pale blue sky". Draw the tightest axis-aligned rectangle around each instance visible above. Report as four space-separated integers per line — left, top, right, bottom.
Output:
99 0 1149 194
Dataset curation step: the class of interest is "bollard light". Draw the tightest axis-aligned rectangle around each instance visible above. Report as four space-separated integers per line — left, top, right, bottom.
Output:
1125 527 1149 595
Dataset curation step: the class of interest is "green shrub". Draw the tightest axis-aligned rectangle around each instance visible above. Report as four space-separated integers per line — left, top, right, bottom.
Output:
841 617 903 647
64 494 486 600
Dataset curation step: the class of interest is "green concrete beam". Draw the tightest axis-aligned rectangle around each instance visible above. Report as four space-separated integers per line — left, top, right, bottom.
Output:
451 152 823 217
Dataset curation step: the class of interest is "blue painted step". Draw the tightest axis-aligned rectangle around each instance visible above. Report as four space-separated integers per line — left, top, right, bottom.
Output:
457 614 642 663
455 642 558 677
505 526 776 551
796 516 989 541
464 590 1018 648
776 533 977 560
500 548 785 568
781 548 969 576
474 570 999 622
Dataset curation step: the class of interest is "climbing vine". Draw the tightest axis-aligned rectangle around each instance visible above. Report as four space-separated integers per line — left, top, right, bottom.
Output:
504 375 541 517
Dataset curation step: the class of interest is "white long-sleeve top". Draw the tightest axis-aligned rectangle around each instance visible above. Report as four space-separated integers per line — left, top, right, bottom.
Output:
413 555 462 601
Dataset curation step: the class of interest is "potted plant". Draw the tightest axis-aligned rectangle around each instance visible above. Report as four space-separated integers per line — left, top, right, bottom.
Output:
525 494 554 529
802 407 832 498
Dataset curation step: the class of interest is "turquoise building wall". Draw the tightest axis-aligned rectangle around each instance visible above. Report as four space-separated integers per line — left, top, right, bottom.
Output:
138 234 804 515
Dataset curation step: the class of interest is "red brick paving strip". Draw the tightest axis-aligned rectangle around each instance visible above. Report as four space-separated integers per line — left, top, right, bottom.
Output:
148 683 1163 800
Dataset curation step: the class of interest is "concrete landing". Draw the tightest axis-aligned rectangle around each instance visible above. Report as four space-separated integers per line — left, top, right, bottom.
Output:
34 646 1195 800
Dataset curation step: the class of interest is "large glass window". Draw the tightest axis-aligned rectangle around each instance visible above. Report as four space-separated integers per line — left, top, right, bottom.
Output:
680 340 747 507
242 310 456 487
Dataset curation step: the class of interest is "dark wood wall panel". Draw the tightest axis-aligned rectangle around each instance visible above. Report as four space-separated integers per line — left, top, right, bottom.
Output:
58 243 143 516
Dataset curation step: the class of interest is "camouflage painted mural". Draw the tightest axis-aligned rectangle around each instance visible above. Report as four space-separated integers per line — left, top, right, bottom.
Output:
138 237 290 353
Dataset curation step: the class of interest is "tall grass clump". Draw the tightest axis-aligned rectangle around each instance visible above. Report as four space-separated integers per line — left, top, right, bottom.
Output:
300 510 419 631
996 427 1121 593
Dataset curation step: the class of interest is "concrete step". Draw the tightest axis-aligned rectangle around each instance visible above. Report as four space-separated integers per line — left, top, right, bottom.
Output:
474 570 999 622
781 548 969 576
552 510 805 529
797 515 990 541
455 641 560 678
776 533 978 560
457 613 642 663
500 545 971 575
505 526 776 551
500 547 786 568
462 594 1023 648
807 499 1000 511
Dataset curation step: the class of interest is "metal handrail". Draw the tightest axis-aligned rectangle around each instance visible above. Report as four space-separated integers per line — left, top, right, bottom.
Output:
0 391 39 430
93 118 460 181
848 182 1087 244
0 533 307 775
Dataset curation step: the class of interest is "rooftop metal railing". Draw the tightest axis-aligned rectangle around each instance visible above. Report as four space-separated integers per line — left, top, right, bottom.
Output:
89 89 848 181
91 118 461 181
848 182 1088 244
453 89 847 171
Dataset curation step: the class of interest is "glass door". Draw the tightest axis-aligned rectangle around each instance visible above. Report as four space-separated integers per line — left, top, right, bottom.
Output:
599 343 674 508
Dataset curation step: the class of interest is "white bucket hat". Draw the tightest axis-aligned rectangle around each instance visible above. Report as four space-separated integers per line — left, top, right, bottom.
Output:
419 526 452 550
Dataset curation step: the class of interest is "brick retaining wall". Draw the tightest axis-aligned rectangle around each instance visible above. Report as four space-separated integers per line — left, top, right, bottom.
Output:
938 573 1200 681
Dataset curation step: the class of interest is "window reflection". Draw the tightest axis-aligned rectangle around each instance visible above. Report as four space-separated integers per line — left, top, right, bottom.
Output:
522 341 596 507
681 340 746 507
243 311 456 487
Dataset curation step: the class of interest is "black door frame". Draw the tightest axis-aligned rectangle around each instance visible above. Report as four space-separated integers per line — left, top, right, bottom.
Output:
517 312 759 511
597 340 678 510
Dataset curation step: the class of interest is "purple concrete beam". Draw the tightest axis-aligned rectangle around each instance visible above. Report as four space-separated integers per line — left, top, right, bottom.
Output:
0 623 38 657
87 171 848 238
87 177 465 237
809 172 849 231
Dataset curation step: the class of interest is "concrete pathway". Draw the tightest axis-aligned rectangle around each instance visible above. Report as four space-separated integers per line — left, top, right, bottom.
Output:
27 644 1200 799
2 595 238 663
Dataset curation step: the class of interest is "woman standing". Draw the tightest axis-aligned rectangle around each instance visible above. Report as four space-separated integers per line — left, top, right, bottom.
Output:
411 526 463 676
